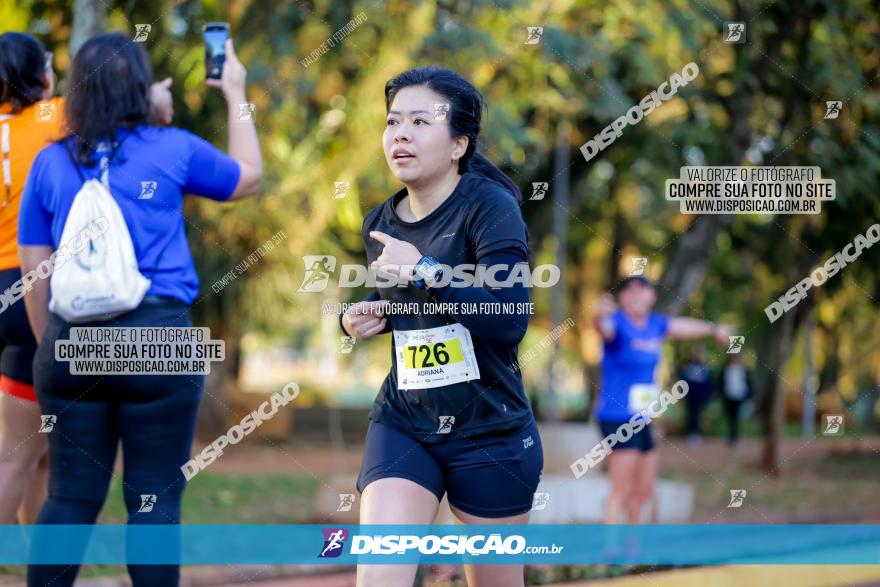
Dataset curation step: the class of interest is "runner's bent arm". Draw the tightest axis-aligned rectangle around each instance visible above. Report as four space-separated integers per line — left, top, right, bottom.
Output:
667 317 731 345
425 246 530 346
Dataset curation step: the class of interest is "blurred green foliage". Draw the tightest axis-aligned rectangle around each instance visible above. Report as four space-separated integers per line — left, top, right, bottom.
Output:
2 0 879 426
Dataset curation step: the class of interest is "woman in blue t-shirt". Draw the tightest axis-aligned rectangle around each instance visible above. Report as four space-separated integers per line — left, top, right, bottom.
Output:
594 276 731 523
18 33 261 587
341 66 542 587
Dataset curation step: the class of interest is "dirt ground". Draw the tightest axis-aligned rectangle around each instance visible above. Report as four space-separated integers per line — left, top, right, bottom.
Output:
204 433 880 477
3 435 877 587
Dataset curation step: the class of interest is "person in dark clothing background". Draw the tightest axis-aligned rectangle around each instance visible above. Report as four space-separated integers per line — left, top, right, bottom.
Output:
678 345 713 445
718 354 753 448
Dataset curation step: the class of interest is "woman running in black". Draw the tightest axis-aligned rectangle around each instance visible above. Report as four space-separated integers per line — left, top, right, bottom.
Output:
341 66 542 587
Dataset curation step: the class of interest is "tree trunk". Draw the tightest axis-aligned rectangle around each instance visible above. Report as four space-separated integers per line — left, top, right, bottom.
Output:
655 216 733 314
655 13 755 313
755 265 815 473
802 309 817 438
69 0 106 56
756 306 795 474
546 119 572 422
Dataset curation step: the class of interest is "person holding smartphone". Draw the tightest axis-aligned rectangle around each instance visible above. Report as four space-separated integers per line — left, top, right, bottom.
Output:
20 31 260 587
341 66 542 587
0 31 175 526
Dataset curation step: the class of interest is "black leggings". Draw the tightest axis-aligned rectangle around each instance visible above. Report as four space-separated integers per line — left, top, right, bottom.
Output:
0 267 38 386
27 298 204 587
723 397 746 445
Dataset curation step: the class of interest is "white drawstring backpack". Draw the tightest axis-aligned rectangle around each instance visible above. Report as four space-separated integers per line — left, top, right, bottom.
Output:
49 138 151 322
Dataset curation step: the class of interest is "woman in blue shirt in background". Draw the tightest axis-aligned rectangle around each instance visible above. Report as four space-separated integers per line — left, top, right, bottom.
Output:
594 276 731 523
18 33 261 587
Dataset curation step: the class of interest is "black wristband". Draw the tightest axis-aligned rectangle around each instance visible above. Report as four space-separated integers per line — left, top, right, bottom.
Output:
339 312 351 336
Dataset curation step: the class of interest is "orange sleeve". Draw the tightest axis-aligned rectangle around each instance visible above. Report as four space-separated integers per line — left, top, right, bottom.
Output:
0 96 67 270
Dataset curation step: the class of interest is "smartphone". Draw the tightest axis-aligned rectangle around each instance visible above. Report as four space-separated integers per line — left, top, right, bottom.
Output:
203 22 230 80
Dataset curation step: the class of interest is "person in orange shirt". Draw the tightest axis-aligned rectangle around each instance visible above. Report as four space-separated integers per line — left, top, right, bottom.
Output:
0 31 174 524
0 31 63 525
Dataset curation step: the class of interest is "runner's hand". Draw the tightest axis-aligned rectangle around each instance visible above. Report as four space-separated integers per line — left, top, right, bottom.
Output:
596 292 617 316
369 231 422 280
342 300 390 339
713 323 733 347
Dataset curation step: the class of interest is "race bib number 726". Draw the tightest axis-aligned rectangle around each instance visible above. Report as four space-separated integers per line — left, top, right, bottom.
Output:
394 324 481 390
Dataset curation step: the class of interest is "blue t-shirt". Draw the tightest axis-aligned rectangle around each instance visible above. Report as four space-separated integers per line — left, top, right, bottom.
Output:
596 310 669 422
18 126 241 304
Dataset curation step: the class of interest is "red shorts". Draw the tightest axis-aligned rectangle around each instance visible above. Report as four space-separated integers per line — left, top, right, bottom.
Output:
0 268 39 403
0 375 37 402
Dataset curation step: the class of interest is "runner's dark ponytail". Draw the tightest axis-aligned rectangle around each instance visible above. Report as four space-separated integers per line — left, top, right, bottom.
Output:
385 66 522 202
0 32 47 113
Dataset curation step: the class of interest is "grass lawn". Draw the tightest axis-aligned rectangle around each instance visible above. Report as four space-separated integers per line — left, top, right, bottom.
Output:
664 450 880 521
101 472 320 524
